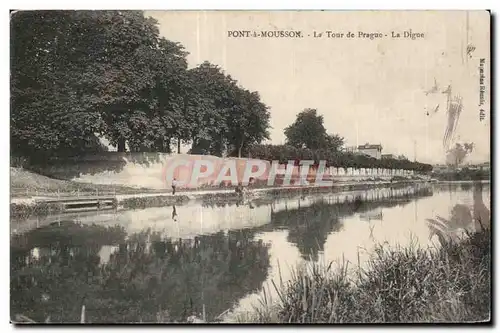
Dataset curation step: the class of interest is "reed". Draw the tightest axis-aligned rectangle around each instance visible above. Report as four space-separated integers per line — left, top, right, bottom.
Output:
241 228 491 323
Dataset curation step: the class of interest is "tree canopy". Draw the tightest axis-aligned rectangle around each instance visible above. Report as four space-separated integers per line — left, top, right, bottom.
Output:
11 10 430 171
284 108 344 151
446 143 474 167
247 144 433 172
11 11 271 159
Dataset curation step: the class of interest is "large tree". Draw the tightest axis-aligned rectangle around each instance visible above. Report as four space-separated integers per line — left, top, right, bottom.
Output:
129 37 189 153
11 11 271 159
71 11 186 153
11 11 107 157
284 108 344 151
11 11 189 156
184 62 234 156
226 90 271 158
185 62 271 157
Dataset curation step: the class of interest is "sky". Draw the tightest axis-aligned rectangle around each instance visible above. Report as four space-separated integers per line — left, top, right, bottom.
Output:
145 10 490 164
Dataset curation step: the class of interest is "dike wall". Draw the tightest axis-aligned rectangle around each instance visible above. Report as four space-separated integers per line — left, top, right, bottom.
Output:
25 152 418 190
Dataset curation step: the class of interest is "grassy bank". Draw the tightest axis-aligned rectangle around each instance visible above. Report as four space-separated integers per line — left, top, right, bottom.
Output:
10 167 165 198
10 181 429 220
11 167 425 198
239 228 491 323
10 166 429 221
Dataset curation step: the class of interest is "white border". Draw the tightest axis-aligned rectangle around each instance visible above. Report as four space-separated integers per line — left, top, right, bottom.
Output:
2 1 498 333
1 0 499 10
0 0 498 9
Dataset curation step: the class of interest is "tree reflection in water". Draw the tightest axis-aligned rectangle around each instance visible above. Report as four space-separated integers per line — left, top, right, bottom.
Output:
10 185 435 322
264 187 434 261
11 223 271 323
427 181 490 245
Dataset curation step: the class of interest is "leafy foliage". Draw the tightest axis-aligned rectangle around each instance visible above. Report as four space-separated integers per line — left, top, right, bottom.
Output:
445 142 474 167
284 109 344 151
247 144 433 172
185 62 270 157
11 11 271 159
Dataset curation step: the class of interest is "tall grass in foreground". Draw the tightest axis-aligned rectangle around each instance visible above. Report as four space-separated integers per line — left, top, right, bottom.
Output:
240 228 491 323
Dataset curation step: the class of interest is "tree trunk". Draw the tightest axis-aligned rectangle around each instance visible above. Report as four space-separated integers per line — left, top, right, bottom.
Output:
165 137 171 153
117 138 126 152
238 138 245 158
218 132 224 157
211 134 223 157
155 138 164 152
177 138 181 154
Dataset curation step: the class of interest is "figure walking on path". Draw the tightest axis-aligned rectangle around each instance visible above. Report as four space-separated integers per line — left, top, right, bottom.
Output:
172 178 177 195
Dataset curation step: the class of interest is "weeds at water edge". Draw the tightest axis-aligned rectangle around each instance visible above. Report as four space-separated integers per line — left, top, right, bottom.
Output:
240 228 491 323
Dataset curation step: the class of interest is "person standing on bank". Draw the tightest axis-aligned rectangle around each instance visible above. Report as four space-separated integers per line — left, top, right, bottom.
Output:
172 178 177 195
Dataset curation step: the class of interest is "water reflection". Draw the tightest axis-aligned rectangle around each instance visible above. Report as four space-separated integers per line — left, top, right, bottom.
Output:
172 205 178 222
359 208 383 222
225 183 490 320
427 181 491 245
12 184 432 238
262 186 433 261
11 183 489 323
11 224 271 323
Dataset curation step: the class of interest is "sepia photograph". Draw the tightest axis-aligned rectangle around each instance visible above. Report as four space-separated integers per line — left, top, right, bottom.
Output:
9 9 491 324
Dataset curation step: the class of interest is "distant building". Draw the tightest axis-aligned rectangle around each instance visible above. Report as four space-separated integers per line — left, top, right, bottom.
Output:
381 154 395 159
345 146 358 153
358 143 383 159
465 162 490 171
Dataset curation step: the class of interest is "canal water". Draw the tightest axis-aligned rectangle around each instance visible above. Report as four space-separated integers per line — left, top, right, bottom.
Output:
10 182 490 323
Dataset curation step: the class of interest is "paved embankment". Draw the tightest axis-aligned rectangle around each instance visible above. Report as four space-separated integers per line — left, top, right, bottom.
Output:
10 179 430 220
12 180 425 204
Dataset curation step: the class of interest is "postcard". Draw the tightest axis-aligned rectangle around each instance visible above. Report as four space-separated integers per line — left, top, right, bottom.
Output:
10 10 491 324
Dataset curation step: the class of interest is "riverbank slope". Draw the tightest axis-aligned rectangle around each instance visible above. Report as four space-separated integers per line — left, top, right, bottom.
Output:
11 166 431 220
